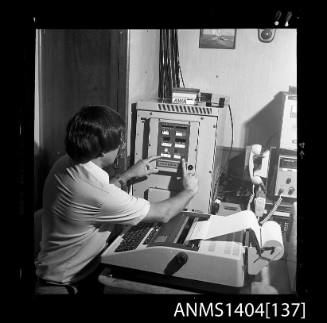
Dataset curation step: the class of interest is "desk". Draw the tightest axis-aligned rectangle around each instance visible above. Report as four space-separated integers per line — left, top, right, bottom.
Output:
99 267 198 294
99 258 291 294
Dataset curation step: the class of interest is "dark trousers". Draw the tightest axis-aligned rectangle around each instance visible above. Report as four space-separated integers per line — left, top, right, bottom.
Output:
35 264 105 296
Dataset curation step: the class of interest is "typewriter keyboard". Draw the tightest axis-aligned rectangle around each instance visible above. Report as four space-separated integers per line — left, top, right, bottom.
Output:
115 222 160 252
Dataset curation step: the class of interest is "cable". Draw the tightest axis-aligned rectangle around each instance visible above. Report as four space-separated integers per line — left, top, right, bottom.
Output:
247 191 255 210
260 193 283 225
158 30 164 100
225 104 234 174
174 29 185 88
172 30 182 90
211 104 234 206
158 29 184 100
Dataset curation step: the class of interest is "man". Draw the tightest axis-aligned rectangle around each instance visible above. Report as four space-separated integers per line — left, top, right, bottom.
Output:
35 105 198 295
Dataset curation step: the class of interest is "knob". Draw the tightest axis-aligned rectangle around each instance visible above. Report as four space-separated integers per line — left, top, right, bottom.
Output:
188 164 193 171
286 178 291 184
164 252 188 275
288 187 295 195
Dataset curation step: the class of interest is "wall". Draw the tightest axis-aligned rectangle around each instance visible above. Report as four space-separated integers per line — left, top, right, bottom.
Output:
35 28 295 163
127 29 160 156
34 30 42 210
34 30 40 149
178 29 297 148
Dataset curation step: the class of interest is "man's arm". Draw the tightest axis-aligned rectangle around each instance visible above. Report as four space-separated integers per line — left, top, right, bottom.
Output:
109 172 132 188
143 189 196 223
110 156 161 188
110 157 199 223
142 159 198 223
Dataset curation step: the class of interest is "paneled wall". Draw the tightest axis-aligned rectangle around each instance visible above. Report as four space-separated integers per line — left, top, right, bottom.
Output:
34 29 128 209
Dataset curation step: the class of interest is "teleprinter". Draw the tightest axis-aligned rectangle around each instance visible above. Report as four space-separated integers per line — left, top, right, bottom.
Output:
101 210 283 290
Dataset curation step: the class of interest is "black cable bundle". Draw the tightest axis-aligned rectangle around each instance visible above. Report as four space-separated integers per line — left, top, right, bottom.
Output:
158 29 185 101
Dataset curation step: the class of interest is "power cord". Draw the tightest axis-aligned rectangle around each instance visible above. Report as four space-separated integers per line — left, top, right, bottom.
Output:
211 104 234 206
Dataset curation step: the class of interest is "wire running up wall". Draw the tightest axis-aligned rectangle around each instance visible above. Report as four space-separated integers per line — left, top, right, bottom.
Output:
158 29 184 100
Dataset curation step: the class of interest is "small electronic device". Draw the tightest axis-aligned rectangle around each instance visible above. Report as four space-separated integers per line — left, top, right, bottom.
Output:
199 92 230 108
274 154 297 199
172 88 200 105
245 93 297 152
266 147 297 202
280 95 297 151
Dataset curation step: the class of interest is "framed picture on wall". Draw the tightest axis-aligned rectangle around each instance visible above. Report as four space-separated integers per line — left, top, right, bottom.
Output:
199 29 236 49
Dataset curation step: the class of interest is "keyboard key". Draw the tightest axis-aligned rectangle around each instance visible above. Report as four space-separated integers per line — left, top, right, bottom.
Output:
143 224 161 245
115 222 157 252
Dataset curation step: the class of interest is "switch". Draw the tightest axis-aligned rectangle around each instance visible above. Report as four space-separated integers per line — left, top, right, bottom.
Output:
161 153 171 158
288 187 295 195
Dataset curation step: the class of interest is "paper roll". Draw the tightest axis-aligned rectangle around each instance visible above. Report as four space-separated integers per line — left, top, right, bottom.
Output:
189 211 284 262
260 220 284 261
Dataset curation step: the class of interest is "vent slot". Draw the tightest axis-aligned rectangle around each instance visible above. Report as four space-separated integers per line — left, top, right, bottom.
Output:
155 103 213 115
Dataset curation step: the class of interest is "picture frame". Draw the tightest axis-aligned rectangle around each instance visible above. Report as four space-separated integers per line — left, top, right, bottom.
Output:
199 29 236 49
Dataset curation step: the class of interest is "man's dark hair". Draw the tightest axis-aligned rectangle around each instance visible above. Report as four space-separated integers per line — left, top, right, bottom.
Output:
65 105 125 163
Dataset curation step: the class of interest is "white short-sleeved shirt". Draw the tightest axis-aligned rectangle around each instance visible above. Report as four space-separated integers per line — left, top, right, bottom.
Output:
35 155 150 284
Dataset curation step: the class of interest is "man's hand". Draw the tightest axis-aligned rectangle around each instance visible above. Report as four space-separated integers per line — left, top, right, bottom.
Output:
181 158 199 195
142 158 199 224
125 156 161 179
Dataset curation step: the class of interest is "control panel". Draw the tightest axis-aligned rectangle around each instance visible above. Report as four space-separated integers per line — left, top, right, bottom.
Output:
133 101 227 213
275 155 297 198
157 122 190 170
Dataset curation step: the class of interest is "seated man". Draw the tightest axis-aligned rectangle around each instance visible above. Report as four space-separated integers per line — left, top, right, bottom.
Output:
35 105 198 295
